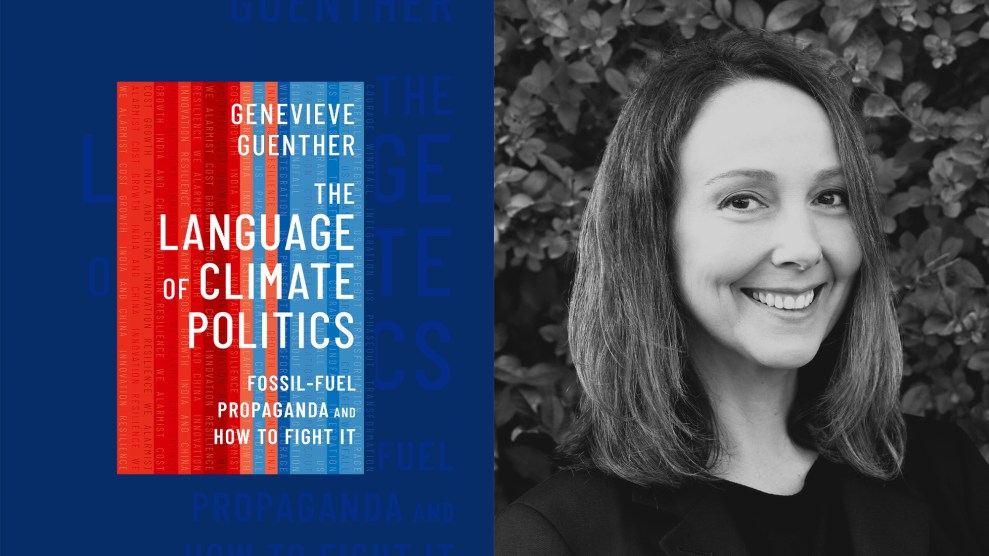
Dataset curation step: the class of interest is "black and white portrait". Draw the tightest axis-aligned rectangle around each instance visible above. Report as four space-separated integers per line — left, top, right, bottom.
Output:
495 2 989 554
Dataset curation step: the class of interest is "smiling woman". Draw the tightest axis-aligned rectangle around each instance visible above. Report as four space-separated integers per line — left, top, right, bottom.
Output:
495 30 989 556
675 79 861 388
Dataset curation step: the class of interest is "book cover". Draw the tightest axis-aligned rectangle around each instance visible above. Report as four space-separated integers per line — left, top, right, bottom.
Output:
116 82 366 475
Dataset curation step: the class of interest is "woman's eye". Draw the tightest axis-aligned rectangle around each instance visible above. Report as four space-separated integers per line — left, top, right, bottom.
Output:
721 195 764 211
816 190 848 208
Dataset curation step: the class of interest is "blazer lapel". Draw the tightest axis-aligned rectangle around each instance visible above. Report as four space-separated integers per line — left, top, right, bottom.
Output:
637 463 929 556
838 465 929 556
649 483 751 556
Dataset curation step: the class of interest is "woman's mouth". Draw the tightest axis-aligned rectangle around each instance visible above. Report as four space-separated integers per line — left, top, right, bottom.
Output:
740 285 825 311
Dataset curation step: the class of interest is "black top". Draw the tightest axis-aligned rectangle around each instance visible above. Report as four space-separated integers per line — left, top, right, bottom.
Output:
495 415 989 555
715 458 852 556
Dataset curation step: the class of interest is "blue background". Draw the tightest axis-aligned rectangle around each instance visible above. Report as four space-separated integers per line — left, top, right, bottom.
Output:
1 1 491 554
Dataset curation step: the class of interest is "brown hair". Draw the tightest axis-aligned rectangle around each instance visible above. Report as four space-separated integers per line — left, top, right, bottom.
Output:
563 30 905 487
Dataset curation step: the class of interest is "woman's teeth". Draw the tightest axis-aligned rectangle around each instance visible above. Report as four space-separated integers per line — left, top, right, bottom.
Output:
749 289 815 310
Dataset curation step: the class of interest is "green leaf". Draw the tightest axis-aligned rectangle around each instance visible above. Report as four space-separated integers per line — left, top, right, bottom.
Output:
634 9 666 26
875 47 903 80
863 94 898 118
967 351 989 371
497 166 529 183
538 324 564 343
951 141 986 165
538 153 571 181
604 68 629 95
700 14 722 30
539 394 567 436
546 235 569 258
567 60 599 83
922 314 954 336
950 0 978 14
980 20 989 39
515 386 541 416
526 0 564 17
872 155 907 193
766 0 820 32
953 30 979 47
506 193 535 216
522 362 568 386
901 82 931 106
964 214 989 245
495 354 523 382
828 17 858 44
734 0 765 29
496 0 530 18
950 12 981 31
795 29 828 49
520 61 554 94
495 323 508 352
541 11 569 38
521 170 549 196
901 383 931 416
495 386 517 425
494 184 511 211
904 286 940 314
942 237 964 259
837 0 875 19
715 0 732 19
845 26 883 69
555 102 579 134
917 227 943 255
580 10 601 29
592 43 613 66
600 4 622 30
934 17 952 39
894 140 930 167
947 259 985 288
884 189 926 217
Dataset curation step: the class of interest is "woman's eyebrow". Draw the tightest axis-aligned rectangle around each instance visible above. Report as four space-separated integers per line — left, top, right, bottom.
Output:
703 167 845 188
814 167 844 183
703 168 776 187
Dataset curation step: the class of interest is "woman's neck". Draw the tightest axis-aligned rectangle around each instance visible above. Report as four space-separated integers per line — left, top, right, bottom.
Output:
692 349 818 495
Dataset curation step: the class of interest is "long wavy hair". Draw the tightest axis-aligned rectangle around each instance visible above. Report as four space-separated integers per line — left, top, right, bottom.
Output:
562 30 905 487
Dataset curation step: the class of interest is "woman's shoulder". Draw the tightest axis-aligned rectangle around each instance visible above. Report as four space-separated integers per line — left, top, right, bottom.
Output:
901 414 988 478
900 414 989 524
503 467 639 515
898 414 989 554
495 469 672 556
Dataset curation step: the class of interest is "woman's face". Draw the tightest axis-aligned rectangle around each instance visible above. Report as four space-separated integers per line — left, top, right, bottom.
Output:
673 78 862 371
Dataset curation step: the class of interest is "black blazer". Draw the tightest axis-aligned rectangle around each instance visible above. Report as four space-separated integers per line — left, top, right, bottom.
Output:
495 416 989 555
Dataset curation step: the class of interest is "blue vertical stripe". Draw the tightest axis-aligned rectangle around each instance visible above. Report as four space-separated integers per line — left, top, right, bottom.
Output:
251 81 268 474
277 81 291 473
338 82 365 474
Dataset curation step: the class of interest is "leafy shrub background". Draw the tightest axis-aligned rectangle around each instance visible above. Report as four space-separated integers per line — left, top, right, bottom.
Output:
494 0 989 509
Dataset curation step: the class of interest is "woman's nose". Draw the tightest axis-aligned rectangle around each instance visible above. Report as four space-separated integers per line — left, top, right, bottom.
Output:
770 209 823 271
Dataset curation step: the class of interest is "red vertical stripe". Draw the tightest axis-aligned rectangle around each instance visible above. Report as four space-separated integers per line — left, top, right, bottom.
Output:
137 82 155 474
239 82 255 473
226 81 241 474
202 82 219 473
214 83 230 473
153 83 169 474
117 83 132 473
164 82 180 474
191 82 205 473
178 82 193 473
265 81 280 474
